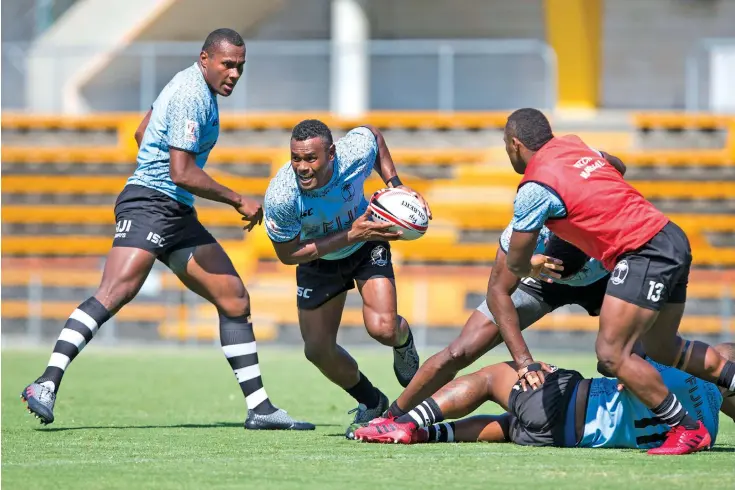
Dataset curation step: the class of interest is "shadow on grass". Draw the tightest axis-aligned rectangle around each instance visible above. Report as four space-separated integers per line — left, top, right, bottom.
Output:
37 422 341 432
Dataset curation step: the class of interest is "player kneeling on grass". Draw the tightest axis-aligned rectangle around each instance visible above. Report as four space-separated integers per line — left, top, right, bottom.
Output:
355 343 734 452
263 120 430 435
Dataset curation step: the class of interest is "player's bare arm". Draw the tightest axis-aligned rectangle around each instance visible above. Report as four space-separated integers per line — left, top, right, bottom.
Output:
487 251 532 367
271 207 401 265
362 124 432 219
134 109 153 148
169 148 263 230
507 229 564 281
488 247 555 389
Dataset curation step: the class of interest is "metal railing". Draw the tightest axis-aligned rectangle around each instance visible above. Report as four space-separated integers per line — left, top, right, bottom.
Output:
2 39 556 113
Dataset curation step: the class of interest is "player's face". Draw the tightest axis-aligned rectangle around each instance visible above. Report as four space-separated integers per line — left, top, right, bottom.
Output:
504 132 527 174
201 43 246 97
290 137 335 191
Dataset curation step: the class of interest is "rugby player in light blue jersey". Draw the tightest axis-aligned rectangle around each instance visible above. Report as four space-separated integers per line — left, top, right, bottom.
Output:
354 342 733 450
22 29 312 431
263 119 430 435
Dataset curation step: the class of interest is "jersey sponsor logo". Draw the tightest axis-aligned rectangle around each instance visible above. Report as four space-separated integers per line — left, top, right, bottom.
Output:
341 183 356 202
301 208 314 217
611 259 629 285
146 231 165 247
573 157 606 179
115 219 132 239
185 120 198 142
297 286 313 299
371 245 388 267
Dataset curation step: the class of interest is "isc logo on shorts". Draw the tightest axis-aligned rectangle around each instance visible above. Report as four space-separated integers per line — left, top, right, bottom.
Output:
146 231 165 247
297 287 313 299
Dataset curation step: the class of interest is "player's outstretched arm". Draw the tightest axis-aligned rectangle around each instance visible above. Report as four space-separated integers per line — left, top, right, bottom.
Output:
361 124 432 219
270 207 401 265
170 149 263 230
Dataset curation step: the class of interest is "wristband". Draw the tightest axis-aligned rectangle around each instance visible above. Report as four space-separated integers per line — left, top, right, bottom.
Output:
387 176 403 188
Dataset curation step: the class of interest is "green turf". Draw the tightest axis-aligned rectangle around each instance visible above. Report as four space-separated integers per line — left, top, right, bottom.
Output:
2 347 733 489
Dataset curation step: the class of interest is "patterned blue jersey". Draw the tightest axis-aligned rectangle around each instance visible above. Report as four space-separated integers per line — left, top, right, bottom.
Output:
127 63 219 207
264 127 378 260
511 182 567 232
580 359 722 449
499 224 608 287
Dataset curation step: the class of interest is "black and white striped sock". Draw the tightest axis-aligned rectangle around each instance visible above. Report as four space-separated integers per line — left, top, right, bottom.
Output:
396 398 444 428
220 313 277 415
651 392 699 430
427 422 456 442
36 297 110 393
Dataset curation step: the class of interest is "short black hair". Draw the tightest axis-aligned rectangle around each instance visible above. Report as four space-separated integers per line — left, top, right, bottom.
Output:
291 119 333 148
544 235 589 279
505 108 554 151
202 28 245 55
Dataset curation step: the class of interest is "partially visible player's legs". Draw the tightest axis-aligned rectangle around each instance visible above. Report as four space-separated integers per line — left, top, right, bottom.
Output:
298 292 387 420
171 242 313 430
421 414 512 444
390 291 552 417
391 311 498 415
357 276 419 388
22 247 156 424
642 304 735 392
355 362 518 443
596 295 711 454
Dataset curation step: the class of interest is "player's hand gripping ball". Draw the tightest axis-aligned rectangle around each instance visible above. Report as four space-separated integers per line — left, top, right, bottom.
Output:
368 188 429 241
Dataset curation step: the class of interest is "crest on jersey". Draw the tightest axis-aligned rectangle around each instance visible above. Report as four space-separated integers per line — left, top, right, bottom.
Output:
611 260 629 285
371 245 388 267
185 120 198 142
342 183 356 202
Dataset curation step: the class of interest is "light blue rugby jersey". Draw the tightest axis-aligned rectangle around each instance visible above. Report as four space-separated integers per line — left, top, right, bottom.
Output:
579 358 722 449
498 224 608 287
263 127 378 260
127 63 219 207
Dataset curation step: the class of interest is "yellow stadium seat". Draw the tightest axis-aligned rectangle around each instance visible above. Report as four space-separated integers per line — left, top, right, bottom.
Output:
632 113 734 130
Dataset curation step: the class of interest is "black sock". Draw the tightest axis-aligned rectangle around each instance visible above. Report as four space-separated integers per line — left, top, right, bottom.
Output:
427 422 456 442
36 297 110 393
220 313 277 416
388 400 407 417
396 398 444 428
346 372 381 408
717 361 735 392
651 392 699 430
395 326 412 350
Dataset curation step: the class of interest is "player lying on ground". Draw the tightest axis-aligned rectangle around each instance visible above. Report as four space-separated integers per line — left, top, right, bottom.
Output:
500 108 735 454
347 223 615 439
355 343 735 452
263 120 430 434
21 28 312 430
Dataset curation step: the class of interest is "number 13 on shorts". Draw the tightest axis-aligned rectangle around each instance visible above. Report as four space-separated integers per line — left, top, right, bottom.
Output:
647 281 664 303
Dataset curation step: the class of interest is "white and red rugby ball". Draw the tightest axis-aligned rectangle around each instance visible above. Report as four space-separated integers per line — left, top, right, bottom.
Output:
369 188 429 241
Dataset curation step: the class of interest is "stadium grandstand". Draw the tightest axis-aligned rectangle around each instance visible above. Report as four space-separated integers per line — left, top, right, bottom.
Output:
2 0 734 350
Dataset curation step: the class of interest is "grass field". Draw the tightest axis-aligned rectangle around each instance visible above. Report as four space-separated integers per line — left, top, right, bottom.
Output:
2 346 733 489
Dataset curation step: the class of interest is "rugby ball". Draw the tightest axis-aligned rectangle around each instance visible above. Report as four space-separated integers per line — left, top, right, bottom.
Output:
369 188 429 241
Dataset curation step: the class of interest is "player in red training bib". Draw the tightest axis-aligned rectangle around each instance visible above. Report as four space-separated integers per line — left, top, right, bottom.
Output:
500 108 735 455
